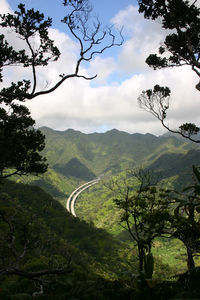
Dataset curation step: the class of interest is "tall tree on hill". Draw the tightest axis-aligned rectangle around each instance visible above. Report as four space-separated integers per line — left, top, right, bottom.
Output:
137 0 200 142
108 169 169 276
0 0 123 179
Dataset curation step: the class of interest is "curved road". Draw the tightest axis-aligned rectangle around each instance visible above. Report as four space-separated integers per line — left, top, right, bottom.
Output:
66 179 99 217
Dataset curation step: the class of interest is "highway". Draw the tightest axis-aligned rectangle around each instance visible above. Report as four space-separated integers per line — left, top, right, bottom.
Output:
66 179 99 217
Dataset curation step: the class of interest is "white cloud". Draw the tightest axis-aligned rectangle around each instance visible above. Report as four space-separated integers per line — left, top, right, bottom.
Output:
112 5 168 73
189 0 200 7
88 56 117 84
0 0 11 13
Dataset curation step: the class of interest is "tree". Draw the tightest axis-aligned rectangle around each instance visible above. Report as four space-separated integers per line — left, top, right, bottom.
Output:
107 169 169 275
162 166 200 270
138 84 200 143
137 2 200 267
137 0 200 141
0 1 123 102
110 168 200 272
0 104 48 178
138 0 200 91
0 1 123 179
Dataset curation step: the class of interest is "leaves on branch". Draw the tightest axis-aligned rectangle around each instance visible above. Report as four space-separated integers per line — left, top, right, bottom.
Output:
138 84 200 143
138 0 200 90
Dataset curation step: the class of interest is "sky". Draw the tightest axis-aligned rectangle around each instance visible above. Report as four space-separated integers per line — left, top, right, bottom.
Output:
1 0 200 135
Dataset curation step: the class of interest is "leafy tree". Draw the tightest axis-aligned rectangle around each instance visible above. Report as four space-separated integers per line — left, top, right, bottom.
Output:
137 2 200 270
0 1 123 179
138 0 200 91
107 169 169 275
0 1 123 102
110 167 200 272
137 0 200 141
0 104 47 178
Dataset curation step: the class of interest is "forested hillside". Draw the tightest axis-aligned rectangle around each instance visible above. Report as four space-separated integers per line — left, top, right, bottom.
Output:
14 127 200 210
0 180 135 299
40 126 199 178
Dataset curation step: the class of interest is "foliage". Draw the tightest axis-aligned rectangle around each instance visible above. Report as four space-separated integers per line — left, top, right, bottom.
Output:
137 3 200 272
2 180 199 299
0 104 47 178
39 126 199 180
0 180 137 296
0 1 122 102
161 165 200 270
54 157 96 181
138 0 200 91
148 149 200 190
138 0 200 141
107 169 169 274
0 2 61 178
0 191 73 296
138 85 200 143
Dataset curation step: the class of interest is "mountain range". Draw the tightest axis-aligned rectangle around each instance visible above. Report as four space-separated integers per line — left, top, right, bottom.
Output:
14 126 200 212
39 127 200 185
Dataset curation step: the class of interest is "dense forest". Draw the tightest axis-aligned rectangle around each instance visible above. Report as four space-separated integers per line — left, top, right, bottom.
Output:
1 0 200 299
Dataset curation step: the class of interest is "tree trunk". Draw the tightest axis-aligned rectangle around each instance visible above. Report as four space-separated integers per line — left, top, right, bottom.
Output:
186 245 195 270
138 244 144 272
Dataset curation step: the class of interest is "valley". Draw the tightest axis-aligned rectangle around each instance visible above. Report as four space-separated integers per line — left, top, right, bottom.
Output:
27 126 200 200
15 127 200 267
2 127 200 299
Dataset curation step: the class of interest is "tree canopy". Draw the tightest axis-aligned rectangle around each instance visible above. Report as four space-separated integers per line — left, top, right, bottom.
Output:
107 169 169 275
137 0 200 142
138 0 200 91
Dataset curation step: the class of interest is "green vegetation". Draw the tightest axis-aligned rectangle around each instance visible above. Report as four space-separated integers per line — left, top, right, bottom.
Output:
40 126 200 178
1 0 200 298
4 126 200 298
0 180 136 298
138 0 200 141
54 157 96 181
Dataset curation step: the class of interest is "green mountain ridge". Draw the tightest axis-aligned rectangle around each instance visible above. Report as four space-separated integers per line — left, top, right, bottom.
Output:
39 126 198 180
33 127 200 239
19 126 199 212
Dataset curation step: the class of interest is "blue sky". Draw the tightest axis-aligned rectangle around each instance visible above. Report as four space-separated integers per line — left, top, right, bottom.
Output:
1 0 200 134
7 0 137 27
